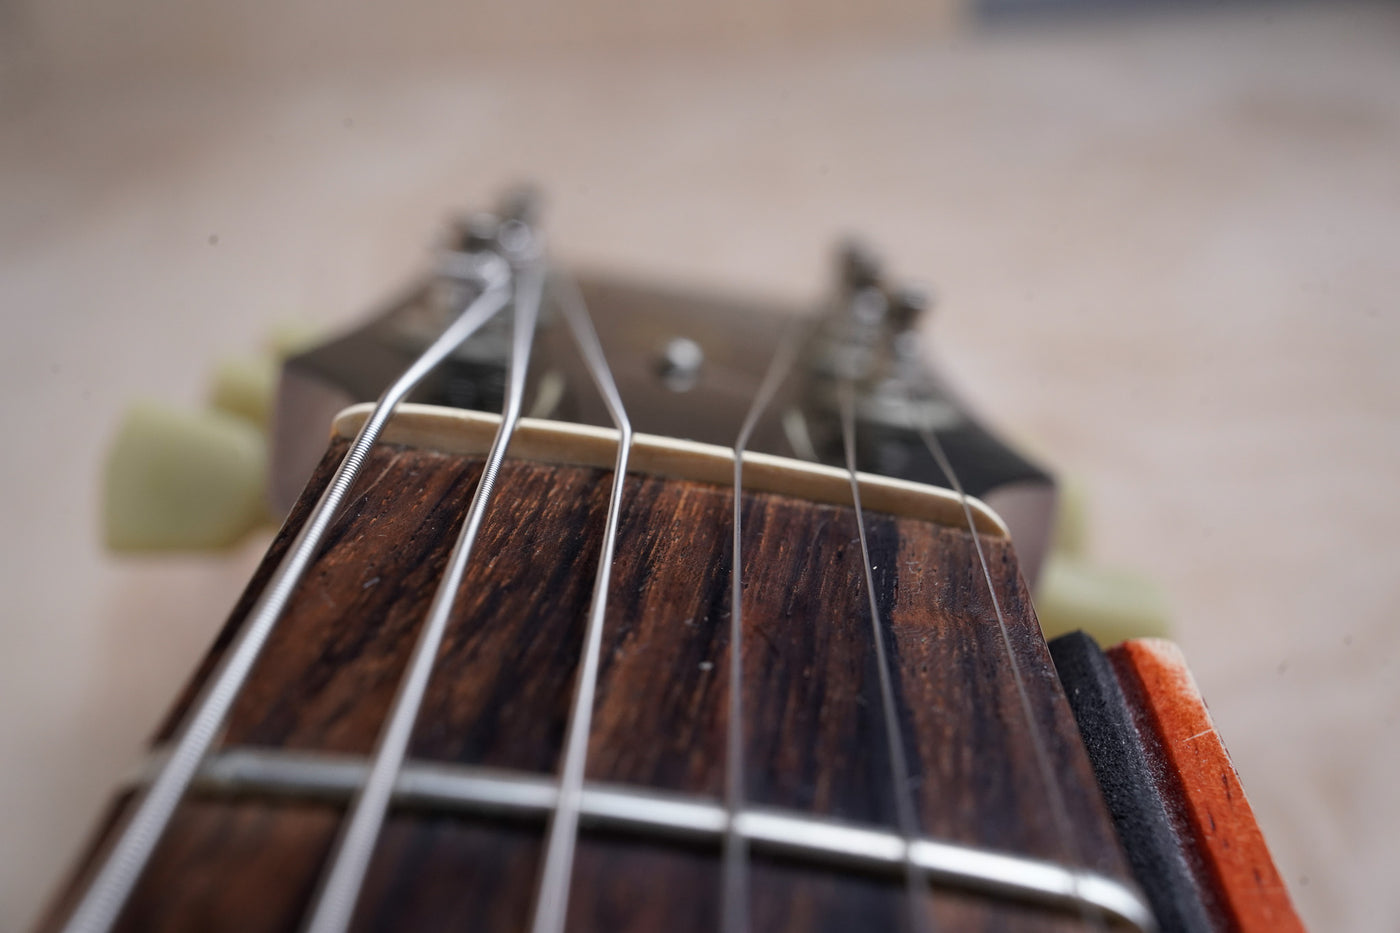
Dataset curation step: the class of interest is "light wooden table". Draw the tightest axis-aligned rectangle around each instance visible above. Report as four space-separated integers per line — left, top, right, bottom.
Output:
3 4 1397 929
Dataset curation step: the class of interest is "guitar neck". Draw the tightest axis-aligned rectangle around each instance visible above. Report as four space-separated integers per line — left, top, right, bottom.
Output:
47 408 1143 932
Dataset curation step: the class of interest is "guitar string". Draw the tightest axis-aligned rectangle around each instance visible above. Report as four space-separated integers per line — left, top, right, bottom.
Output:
838 381 935 933
76 269 1105 931
722 318 810 933
908 398 1101 929
59 275 513 933
528 269 634 933
301 257 544 933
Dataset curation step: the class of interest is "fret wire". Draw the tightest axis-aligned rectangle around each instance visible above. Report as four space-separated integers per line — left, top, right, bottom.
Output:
300 258 544 933
722 318 809 933
528 269 634 933
59 276 513 933
837 381 934 933
909 401 1103 929
126 744 1153 931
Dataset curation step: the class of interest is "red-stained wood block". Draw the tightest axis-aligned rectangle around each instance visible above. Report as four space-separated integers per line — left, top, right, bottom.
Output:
1109 638 1305 933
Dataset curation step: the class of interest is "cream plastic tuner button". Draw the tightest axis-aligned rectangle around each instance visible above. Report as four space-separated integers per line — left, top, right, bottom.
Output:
209 353 279 428
103 402 268 551
1034 553 1172 645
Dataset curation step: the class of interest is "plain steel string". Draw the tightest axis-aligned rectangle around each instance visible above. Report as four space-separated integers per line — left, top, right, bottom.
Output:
60 275 513 933
721 319 810 933
300 258 544 933
907 394 1101 929
528 269 634 933
838 380 934 933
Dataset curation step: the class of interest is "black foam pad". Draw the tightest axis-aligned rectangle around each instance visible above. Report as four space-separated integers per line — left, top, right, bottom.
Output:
1049 630 1214 933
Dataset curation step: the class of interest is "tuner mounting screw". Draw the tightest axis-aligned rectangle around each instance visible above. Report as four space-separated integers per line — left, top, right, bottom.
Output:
657 337 704 393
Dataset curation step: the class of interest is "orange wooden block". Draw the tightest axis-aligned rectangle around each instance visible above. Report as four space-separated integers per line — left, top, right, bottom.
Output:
1109 638 1305 933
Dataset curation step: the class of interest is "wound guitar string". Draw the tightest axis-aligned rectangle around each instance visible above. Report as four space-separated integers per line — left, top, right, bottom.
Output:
721 318 810 933
302 252 546 933
527 268 634 933
59 263 515 933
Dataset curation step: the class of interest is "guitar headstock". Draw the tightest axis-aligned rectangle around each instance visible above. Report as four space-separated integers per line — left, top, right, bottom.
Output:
271 195 1056 579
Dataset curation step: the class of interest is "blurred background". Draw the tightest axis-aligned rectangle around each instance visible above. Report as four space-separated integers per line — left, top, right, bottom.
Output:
2 0 1397 929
